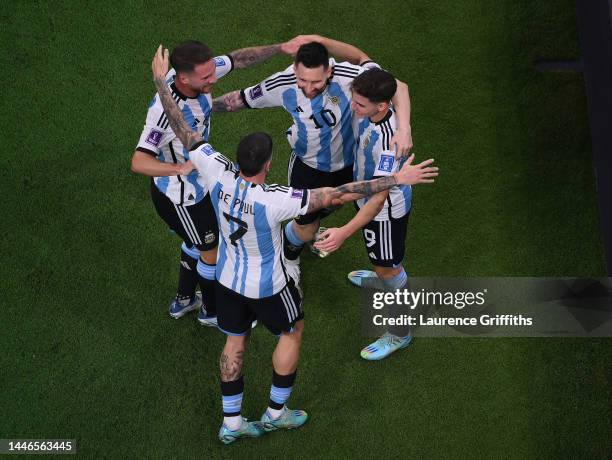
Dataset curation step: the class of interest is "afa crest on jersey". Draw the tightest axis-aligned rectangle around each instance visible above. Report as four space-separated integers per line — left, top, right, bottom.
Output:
378 154 395 172
328 95 340 105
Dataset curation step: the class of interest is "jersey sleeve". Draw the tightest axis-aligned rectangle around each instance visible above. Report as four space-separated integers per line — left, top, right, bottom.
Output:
214 55 234 79
373 150 399 177
135 95 174 156
359 60 381 71
241 64 295 109
265 186 310 222
331 59 381 86
189 142 236 189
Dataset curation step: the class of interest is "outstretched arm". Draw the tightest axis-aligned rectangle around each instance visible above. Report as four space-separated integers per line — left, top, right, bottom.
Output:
151 45 203 150
294 34 370 64
212 90 246 112
313 190 388 253
227 35 306 69
306 155 438 214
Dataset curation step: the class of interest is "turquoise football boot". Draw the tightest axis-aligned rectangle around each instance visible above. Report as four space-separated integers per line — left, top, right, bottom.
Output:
218 418 265 444
360 332 412 360
260 406 308 432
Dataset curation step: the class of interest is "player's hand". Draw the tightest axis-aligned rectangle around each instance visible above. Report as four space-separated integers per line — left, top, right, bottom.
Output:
177 160 195 176
394 154 438 185
313 227 348 254
390 126 413 159
152 44 169 81
281 35 323 55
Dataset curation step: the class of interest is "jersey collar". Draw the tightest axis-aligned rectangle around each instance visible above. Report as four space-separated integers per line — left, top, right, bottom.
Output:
170 82 197 100
370 107 393 125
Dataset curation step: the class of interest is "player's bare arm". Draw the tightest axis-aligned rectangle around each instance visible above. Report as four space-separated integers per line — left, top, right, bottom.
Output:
295 34 370 64
306 155 437 214
230 44 283 69
131 150 194 176
152 45 203 150
307 177 395 214
390 79 413 157
313 190 388 253
212 90 246 112
228 35 309 68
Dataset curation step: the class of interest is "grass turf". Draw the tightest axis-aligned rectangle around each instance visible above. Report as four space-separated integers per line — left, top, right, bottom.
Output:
1 0 610 457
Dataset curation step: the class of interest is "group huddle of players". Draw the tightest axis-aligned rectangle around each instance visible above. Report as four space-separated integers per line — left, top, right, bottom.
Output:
132 35 438 444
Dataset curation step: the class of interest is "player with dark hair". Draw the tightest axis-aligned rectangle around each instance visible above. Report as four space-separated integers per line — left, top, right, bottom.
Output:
132 37 303 325
212 35 413 265
315 68 418 360
151 45 437 443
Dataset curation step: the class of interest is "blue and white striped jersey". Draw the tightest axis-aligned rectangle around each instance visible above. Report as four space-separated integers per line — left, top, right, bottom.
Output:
242 58 380 173
190 142 310 299
353 109 412 220
136 55 234 206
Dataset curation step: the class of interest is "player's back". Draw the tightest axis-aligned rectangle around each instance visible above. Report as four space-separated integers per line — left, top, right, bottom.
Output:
190 143 309 299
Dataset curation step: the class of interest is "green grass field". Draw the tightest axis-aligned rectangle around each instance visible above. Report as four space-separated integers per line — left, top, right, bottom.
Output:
1 1 610 457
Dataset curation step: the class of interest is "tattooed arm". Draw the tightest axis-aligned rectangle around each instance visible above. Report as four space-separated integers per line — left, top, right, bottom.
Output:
306 155 438 214
229 44 282 69
306 177 396 214
228 35 305 69
212 90 246 112
151 46 203 150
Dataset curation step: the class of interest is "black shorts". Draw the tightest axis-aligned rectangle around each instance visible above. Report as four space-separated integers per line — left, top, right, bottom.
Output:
287 152 353 225
216 280 304 336
150 180 219 251
361 213 410 267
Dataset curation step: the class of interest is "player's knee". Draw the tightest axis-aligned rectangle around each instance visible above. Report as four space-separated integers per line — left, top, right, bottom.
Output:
224 334 248 354
295 221 318 241
285 320 304 341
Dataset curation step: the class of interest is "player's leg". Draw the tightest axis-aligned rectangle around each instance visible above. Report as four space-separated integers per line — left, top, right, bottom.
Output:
308 163 356 258
284 217 319 261
150 182 203 318
263 320 305 427
283 154 325 261
170 242 203 318
196 246 218 326
348 217 409 290
253 281 308 431
348 216 412 360
181 194 220 325
216 283 264 444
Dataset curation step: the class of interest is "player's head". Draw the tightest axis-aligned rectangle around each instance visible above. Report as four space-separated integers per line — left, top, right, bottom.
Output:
350 68 397 118
294 42 332 99
170 41 217 94
237 132 274 178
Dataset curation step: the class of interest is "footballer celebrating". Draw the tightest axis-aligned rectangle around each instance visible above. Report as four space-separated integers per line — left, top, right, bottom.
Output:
151 45 438 444
132 37 304 324
212 35 413 263
315 68 423 360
